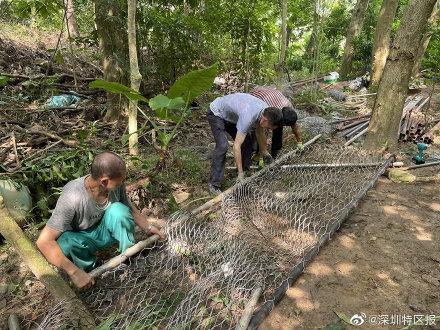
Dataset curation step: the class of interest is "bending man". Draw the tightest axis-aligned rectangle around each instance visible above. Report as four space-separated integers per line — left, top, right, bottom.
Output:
207 92 283 195
37 151 164 290
251 86 303 158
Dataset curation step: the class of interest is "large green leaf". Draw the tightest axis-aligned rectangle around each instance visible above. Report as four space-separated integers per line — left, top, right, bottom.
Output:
167 63 218 103
149 94 185 110
89 80 148 103
0 76 10 87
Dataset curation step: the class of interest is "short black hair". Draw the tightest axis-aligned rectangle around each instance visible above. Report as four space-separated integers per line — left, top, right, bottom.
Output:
91 151 126 180
282 107 298 126
262 107 283 127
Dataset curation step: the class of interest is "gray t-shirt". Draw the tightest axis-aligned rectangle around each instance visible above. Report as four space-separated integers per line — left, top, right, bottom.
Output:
210 93 268 134
47 176 130 232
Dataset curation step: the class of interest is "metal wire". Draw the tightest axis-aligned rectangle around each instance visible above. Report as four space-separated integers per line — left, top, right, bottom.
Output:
38 144 387 329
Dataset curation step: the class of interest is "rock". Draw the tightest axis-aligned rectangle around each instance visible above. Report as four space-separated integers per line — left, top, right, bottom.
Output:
24 280 33 287
298 116 332 136
421 274 439 287
388 169 416 183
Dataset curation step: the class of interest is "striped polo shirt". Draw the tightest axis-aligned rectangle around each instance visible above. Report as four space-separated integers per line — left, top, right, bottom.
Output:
250 87 292 109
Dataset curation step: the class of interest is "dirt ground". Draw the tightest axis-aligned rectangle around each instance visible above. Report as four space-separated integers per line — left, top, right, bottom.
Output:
262 166 440 330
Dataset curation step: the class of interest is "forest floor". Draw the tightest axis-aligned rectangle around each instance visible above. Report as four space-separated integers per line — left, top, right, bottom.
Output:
1 25 440 329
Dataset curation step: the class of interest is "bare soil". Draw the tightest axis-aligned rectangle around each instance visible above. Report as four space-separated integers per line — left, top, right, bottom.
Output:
261 167 440 330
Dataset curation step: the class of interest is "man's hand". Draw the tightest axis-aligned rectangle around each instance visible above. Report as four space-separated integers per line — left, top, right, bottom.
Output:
263 152 273 165
70 268 95 290
236 171 245 184
297 142 304 151
148 225 165 240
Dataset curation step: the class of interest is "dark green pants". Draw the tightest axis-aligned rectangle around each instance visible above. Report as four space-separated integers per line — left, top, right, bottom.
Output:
57 202 136 272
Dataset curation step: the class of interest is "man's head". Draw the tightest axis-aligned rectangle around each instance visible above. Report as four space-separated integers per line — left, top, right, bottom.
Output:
259 107 283 129
90 151 126 191
281 107 298 126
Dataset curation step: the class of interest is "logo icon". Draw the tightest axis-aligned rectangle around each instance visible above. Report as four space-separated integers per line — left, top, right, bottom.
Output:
350 313 366 326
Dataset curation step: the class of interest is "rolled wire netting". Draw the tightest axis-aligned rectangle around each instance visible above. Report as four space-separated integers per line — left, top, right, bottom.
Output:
38 144 390 329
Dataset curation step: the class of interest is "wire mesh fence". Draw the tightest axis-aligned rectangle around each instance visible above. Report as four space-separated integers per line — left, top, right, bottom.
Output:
38 144 389 329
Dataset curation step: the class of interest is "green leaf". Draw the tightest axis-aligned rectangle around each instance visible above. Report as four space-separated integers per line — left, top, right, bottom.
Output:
89 80 148 103
94 314 120 330
167 63 218 103
333 311 352 325
149 94 171 110
154 108 181 123
54 50 64 64
0 76 10 87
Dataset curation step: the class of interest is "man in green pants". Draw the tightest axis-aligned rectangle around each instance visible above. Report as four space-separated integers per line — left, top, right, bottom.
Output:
36 151 164 290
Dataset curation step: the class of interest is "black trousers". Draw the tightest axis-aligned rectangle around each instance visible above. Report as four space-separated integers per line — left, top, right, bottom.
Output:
271 126 283 158
207 111 254 188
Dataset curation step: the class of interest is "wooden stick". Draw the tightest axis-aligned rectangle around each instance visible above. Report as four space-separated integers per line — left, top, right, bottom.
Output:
10 132 20 168
280 162 383 169
0 197 95 327
337 118 369 131
344 127 369 146
330 113 371 124
345 122 369 139
89 234 160 278
235 287 262 330
402 161 440 171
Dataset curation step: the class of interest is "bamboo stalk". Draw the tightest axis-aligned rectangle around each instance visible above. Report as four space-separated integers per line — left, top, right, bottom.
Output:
280 162 383 169
235 287 262 330
89 234 160 278
0 197 95 327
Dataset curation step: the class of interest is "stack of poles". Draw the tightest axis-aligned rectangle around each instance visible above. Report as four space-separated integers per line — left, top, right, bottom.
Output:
335 94 434 145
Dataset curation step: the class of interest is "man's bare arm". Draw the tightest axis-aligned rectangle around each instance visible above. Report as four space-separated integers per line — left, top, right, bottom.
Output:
292 123 302 143
36 227 95 289
255 125 268 156
129 202 165 239
233 132 246 173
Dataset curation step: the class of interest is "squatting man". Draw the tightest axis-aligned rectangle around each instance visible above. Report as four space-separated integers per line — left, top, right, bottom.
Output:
37 152 165 290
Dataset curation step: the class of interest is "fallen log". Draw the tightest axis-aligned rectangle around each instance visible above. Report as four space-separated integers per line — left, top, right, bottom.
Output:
0 196 95 327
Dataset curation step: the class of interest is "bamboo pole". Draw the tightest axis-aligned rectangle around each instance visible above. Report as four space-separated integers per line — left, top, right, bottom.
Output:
0 196 95 328
235 287 262 330
89 234 159 278
345 127 369 146
345 122 369 139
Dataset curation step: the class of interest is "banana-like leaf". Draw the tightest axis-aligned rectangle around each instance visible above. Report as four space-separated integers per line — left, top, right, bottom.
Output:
89 80 148 103
149 94 185 110
168 63 218 103
0 76 10 87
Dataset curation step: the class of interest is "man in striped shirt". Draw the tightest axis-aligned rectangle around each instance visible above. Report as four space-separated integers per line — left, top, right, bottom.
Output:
250 87 303 158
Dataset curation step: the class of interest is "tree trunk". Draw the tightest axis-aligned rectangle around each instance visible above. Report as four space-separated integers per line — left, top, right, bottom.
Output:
94 0 128 122
0 197 95 327
276 0 288 87
30 3 36 28
412 2 439 77
64 0 80 37
364 0 438 151
370 0 400 88
340 0 370 78
127 0 141 156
